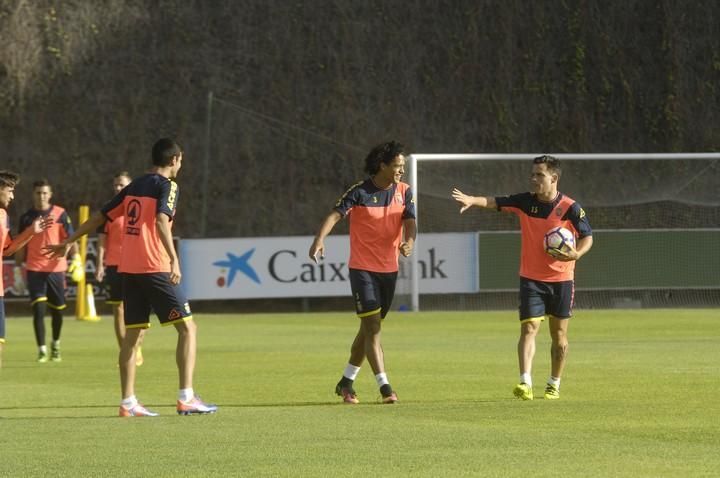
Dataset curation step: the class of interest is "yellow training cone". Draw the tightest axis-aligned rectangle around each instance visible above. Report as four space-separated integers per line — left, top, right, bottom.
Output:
81 284 101 322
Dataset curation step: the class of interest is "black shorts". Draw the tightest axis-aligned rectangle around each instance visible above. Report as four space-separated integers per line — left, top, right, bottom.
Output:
519 277 574 321
0 298 5 343
349 268 398 319
103 265 123 304
122 272 192 329
27 271 67 310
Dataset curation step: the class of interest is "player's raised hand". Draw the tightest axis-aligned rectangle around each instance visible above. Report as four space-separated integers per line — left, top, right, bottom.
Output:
452 188 475 213
309 240 324 264
43 242 71 259
33 214 54 233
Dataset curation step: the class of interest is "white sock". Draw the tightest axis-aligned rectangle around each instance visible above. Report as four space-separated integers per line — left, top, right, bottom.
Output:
178 388 194 402
52 340 60 348
39 345 47 354
343 364 361 381
520 373 532 386
121 395 138 409
548 376 561 389
375 372 389 387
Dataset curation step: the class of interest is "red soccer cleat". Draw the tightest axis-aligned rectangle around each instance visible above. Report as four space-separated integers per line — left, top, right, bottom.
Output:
335 384 359 404
381 392 398 404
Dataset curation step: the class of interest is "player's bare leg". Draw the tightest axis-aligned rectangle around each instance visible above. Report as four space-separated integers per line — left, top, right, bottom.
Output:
348 326 366 367
119 327 145 398
114 304 143 366
335 326 365 404
361 313 397 402
518 320 541 377
515 319 541 400
545 316 569 399
172 319 216 415
361 314 384 374
175 319 197 390
118 328 157 416
113 304 125 348
548 317 569 378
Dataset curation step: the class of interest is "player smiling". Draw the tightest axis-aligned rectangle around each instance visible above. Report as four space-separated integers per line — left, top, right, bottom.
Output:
453 155 593 400
310 141 417 404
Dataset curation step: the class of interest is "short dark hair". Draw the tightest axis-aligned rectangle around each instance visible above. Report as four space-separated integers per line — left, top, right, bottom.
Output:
533 154 562 178
0 171 20 189
32 178 51 189
364 141 405 175
151 138 183 167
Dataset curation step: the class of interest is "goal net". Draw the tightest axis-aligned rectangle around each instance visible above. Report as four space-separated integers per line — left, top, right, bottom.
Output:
395 154 720 311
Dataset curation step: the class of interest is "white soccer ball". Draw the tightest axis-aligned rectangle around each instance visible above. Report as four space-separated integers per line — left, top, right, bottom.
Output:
544 226 575 253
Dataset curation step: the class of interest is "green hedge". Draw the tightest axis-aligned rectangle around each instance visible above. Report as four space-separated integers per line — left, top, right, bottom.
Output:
477 230 720 289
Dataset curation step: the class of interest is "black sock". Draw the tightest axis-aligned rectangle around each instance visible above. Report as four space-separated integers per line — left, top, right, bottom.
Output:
380 384 393 397
51 308 63 342
32 302 47 347
338 376 354 388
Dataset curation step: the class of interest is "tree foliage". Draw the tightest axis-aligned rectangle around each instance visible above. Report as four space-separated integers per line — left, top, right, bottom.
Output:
1 0 718 236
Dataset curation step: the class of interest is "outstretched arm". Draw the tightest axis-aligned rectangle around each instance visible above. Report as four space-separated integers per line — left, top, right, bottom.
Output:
452 188 497 213
309 210 343 263
3 215 54 256
44 212 106 259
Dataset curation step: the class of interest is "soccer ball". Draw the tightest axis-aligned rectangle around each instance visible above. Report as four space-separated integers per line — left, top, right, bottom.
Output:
544 226 575 254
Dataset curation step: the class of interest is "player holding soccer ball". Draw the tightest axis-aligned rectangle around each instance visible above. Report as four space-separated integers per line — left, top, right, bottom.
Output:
452 155 593 400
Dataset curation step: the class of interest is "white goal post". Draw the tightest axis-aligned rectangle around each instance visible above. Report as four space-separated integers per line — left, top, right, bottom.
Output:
407 152 720 312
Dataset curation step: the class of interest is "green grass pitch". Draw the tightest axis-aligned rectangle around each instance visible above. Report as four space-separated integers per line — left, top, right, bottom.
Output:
1 309 718 477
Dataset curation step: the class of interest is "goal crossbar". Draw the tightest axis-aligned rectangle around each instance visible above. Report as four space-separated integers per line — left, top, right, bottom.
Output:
407 152 720 311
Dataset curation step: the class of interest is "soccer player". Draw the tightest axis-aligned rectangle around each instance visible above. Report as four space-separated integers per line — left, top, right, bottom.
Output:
0 171 53 368
45 138 217 417
452 155 593 400
96 171 144 366
15 179 80 363
309 141 417 404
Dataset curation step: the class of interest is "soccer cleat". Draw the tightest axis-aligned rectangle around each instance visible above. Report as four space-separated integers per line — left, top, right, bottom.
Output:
381 391 398 404
513 383 534 401
544 383 560 400
119 403 159 417
177 396 218 415
335 383 359 404
51 347 62 362
37 351 49 363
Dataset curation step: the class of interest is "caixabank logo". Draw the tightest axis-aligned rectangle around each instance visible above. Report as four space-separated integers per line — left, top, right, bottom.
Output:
211 246 450 289
192 234 473 299
212 248 261 287
211 248 352 288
